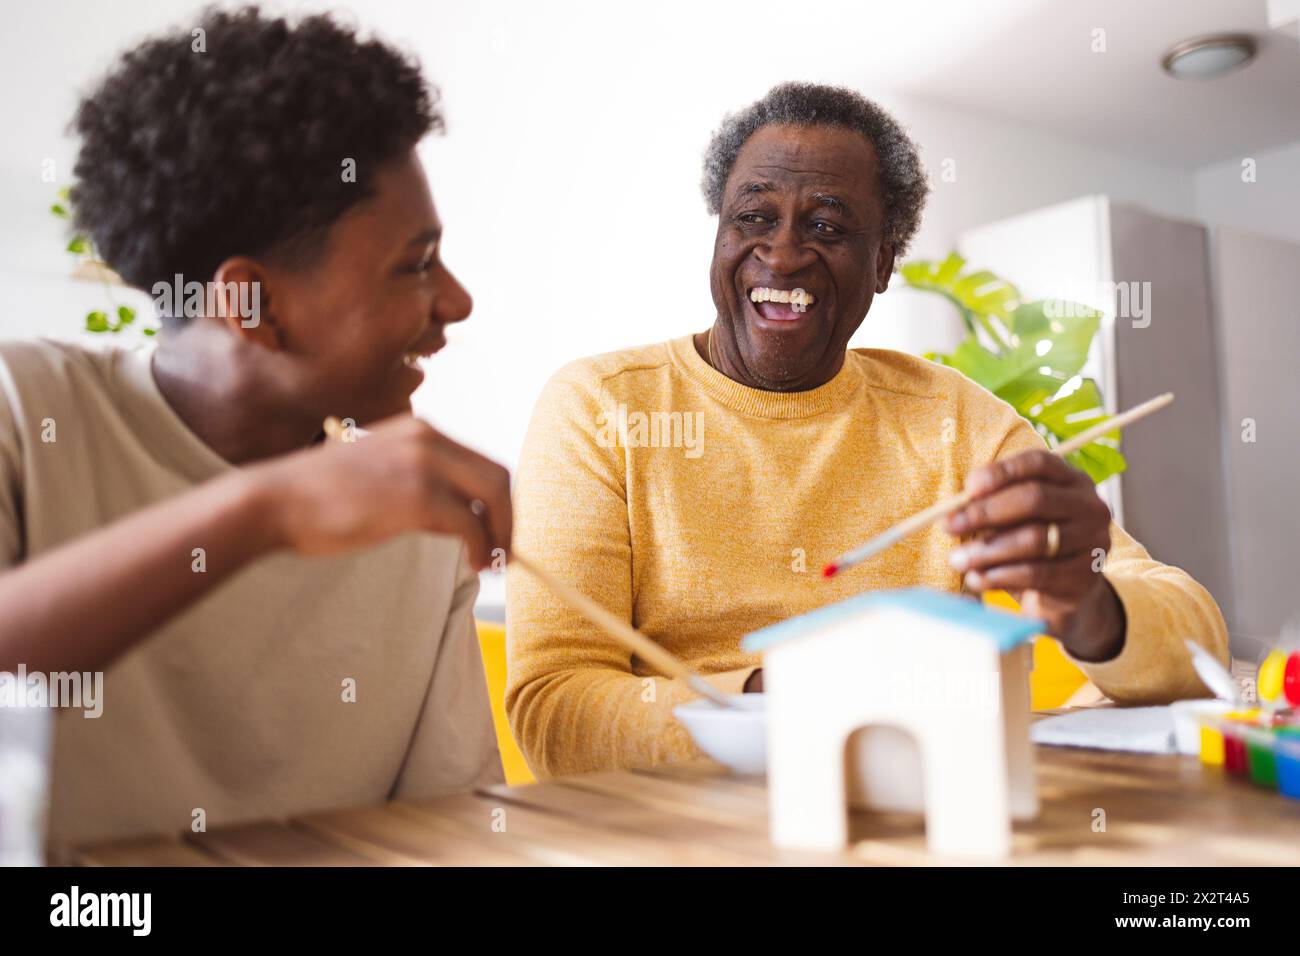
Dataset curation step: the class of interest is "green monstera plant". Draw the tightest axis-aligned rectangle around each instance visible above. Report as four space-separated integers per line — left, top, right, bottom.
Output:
901 253 1124 484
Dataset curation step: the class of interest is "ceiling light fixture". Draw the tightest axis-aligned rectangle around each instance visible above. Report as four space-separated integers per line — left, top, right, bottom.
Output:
1161 33 1257 80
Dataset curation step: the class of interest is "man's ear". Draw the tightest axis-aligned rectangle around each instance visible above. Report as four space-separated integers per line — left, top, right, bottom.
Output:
211 257 281 350
875 241 896 294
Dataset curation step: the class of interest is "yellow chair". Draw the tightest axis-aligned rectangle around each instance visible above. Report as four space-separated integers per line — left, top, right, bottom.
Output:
475 620 536 785
982 589 1091 710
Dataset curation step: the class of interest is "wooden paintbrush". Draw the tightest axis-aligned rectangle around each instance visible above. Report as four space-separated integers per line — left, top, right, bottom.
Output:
823 392 1174 578
508 553 739 709
322 417 740 709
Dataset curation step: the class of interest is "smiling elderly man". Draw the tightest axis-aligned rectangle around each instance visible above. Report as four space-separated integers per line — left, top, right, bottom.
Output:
506 82 1228 777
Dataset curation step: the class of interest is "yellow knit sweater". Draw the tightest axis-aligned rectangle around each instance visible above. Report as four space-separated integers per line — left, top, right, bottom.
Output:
506 335 1228 777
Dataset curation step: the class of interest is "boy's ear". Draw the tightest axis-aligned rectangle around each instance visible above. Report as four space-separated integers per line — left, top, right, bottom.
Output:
211 257 281 350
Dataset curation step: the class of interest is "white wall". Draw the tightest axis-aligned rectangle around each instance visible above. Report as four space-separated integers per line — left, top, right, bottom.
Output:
1193 139 1300 246
0 0 1202 473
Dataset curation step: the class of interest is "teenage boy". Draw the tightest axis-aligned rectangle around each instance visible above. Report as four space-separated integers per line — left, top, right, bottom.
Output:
0 6 510 852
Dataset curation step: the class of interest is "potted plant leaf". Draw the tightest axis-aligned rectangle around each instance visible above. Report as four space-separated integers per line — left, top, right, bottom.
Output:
51 187 157 337
901 252 1124 484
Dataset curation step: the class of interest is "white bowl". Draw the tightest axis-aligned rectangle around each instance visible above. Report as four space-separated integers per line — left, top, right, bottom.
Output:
1170 698 1238 755
673 693 767 775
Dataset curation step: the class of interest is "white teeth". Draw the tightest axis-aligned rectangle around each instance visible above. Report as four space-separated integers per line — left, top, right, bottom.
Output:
749 287 816 310
403 352 421 367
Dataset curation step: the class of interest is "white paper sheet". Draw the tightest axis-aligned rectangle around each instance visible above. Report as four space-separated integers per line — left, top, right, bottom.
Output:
1030 706 1176 754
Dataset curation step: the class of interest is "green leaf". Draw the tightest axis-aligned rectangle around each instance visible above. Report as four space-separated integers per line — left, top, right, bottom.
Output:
50 203 68 218
66 236 89 255
935 252 964 283
909 252 1128 484
1023 379 1126 483
901 254 1021 325
57 187 71 202
117 306 136 326
943 333 1028 390
994 370 1065 415
1066 442 1127 484
1031 379 1111 437
1005 301 1098 377
85 311 109 333
142 327 157 336
926 302 1101 403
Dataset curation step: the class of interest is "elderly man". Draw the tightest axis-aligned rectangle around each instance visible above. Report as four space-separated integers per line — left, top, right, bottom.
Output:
506 82 1227 777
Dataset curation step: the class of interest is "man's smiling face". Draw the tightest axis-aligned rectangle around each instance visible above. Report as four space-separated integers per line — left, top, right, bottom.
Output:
709 123 895 391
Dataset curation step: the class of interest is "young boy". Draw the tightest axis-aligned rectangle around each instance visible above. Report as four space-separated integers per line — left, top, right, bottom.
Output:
0 6 511 854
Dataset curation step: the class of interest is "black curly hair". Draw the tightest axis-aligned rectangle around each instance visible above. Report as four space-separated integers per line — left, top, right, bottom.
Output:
702 82 929 260
70 5 441 299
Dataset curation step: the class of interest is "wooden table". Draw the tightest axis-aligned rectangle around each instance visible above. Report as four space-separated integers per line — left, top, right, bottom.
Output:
75 744 1300 866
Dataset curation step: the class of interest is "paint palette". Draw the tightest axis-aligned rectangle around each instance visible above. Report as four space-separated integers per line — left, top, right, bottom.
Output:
1196 708 1300 800
1195 637 1300 799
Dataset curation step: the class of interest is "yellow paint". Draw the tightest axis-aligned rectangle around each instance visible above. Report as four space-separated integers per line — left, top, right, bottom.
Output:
1199 725 1225 766
1258 649 1288 703
981 590 1090 710
476 620 536 785
1199 709 1266 767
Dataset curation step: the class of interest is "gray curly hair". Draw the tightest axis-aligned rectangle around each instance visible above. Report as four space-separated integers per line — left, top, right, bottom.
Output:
701 82 930 259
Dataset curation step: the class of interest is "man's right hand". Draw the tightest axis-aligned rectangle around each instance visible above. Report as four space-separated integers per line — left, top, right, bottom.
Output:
255 415 512 570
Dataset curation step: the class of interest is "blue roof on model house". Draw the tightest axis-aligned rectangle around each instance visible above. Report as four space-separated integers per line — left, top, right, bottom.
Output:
741 587 1045 655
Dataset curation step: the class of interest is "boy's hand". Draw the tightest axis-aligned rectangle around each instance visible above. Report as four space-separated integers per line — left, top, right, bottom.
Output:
257 415 512 570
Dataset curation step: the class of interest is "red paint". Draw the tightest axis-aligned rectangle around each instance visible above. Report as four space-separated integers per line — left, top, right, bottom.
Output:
1285 653 1300 708
1223 729 1248 775
822 563 839 579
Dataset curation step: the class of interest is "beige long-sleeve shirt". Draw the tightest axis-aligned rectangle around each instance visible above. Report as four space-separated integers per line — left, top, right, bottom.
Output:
0 339 502 853
506 335 1229 778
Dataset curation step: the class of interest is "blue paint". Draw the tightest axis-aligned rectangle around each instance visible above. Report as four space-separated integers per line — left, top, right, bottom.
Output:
741 586 1044 654
1277 729 1300 800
